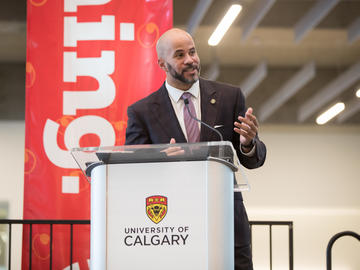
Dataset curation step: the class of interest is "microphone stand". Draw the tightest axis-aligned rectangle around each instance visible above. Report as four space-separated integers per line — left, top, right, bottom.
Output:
183 98 225 158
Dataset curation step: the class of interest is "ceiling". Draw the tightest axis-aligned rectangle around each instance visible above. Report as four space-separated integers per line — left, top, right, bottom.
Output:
1 0 360 125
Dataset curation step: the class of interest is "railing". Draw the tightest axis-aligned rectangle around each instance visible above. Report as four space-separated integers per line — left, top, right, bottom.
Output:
250 221 294 270
0 219 90 270
0 219 293 270
326 231 360 270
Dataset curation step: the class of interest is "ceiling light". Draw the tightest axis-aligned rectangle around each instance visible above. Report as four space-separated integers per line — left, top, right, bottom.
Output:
208 4 242 46
316 102 345 125
356 88 360 98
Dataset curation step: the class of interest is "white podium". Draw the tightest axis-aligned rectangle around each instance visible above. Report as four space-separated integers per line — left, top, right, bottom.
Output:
72 142 247 270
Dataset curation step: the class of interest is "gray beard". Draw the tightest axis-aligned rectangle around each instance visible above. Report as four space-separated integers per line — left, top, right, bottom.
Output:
166 62 200 85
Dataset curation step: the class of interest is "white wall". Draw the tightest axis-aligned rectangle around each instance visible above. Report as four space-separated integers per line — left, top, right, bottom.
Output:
0 121 359 269
0 121 24 218
0 121 24 269
243 125 360 270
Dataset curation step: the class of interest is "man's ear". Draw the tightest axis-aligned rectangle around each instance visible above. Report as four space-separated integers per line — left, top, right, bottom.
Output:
158 58 167 72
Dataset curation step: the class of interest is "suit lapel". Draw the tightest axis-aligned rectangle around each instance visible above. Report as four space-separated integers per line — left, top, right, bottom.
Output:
150 84 187 143
199 78 220 141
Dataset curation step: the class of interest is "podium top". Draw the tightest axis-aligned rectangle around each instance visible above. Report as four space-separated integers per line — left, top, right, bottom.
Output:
71 141 248 191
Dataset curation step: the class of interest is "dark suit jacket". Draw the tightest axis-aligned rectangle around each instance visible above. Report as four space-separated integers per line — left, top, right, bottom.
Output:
125 78 266 169
126 78 266 268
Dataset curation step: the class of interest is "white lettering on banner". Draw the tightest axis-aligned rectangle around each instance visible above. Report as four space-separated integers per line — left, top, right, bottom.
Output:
43 119 78 169
43 2 136 196
63 51 115 115
62 176 79 194
64 115 116 149
63 262 80 270
120 23 135 41
43 116 115 168
64 16 115 47
64 0 112 12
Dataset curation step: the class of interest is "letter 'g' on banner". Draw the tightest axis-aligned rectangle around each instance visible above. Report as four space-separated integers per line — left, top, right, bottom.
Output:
24 0 172 268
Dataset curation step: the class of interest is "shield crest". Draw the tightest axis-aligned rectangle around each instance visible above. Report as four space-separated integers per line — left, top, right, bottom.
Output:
146 195 167 224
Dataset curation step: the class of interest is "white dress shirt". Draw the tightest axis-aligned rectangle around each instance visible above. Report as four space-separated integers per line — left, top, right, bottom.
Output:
165 80 255 156
165 80 201 141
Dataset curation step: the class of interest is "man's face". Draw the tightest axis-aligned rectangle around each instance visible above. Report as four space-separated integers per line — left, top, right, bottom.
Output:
165 58 200 85
160 34 201 89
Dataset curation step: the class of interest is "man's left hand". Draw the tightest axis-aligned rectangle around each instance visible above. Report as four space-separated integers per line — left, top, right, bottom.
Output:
234 107 259 149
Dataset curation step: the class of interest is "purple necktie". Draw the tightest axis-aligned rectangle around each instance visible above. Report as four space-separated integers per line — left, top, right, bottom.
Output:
181 92 200 142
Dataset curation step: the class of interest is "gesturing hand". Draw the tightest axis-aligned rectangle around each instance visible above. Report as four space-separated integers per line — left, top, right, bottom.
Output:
234 107 259 148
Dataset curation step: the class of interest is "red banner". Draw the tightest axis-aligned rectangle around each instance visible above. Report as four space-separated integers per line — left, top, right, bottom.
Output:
24 0 172 268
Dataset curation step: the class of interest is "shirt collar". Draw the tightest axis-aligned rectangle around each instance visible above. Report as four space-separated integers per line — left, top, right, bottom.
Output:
166 80 200 103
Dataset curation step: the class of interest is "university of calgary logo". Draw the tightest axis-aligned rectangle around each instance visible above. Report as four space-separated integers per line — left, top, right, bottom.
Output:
146 195 167 224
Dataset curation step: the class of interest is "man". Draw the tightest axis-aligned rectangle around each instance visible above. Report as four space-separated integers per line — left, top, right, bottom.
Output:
125 28 266 270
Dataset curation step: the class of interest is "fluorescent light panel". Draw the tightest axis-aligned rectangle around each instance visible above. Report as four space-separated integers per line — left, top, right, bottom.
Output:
208 4 242 46
356 88 360 98
316 102 345 125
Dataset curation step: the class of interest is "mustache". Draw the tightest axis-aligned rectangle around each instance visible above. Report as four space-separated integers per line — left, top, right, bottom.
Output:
182 64 200 72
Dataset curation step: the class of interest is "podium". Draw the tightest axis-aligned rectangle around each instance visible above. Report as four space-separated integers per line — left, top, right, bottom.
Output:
72 141 248 270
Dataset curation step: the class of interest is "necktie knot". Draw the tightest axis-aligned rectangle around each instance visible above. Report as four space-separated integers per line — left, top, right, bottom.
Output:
181 92 192 100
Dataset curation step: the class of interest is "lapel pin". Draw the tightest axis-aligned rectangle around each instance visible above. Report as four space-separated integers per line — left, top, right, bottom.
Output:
210 98 216 104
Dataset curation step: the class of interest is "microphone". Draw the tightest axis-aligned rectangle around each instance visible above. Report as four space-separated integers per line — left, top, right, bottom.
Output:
183 98 224 141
